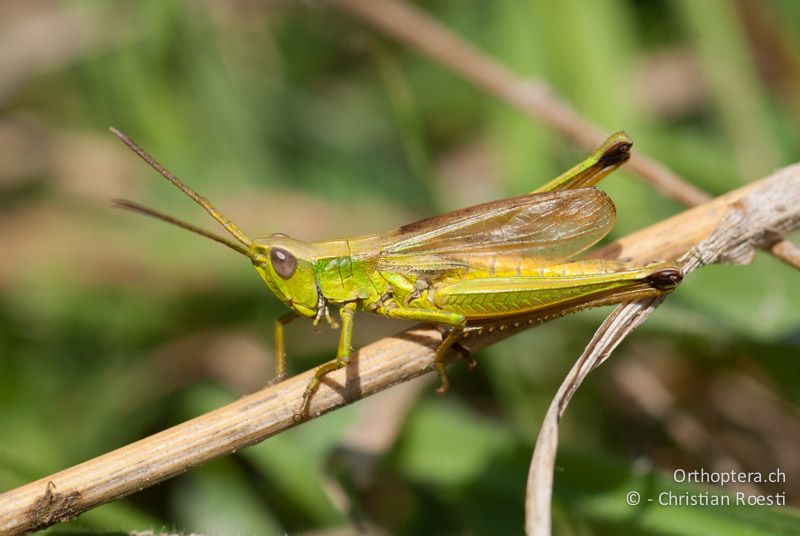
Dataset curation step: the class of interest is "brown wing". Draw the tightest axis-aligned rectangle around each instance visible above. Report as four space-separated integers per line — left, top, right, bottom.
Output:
372 188 615 275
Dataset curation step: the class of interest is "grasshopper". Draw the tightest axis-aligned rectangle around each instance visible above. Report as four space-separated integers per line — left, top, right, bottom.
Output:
111 128 682 419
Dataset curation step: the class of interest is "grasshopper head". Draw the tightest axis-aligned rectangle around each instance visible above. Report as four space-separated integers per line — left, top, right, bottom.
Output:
251 235 319 318
109 128 321 320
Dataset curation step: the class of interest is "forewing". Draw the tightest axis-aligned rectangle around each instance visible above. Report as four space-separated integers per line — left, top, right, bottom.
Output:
376 188 615 275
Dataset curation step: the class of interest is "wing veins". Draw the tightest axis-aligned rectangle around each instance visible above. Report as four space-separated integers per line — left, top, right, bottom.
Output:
375 188 615 276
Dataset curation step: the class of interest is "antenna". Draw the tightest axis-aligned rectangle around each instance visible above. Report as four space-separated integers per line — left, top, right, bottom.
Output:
113 199 254 259
109 127 253 249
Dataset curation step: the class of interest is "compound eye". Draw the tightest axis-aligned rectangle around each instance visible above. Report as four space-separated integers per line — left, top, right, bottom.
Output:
270 247 297 279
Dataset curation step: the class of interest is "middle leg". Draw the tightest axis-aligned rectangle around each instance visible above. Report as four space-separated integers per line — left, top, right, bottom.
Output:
384 306 466 394
296 302 357 421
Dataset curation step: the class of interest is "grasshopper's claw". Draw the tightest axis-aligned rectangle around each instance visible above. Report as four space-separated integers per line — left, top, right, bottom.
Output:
267 371 288 387
295 375 323 422
435 370 450 395
293 394 311 422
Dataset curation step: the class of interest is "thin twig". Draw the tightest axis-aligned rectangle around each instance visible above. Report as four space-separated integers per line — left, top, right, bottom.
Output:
1 165 799 534
329 0 708 205
526 297 664 536
525 164 800 535
770 239 800 270
328 0 800 271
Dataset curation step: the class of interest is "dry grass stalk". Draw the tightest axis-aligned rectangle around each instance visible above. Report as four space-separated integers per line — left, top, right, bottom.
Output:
0 164 798 534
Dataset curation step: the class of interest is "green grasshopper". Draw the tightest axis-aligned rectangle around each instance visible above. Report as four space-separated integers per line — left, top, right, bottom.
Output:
111 128 682 419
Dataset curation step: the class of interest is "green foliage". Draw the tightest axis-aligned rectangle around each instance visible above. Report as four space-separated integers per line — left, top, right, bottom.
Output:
1 0 799 534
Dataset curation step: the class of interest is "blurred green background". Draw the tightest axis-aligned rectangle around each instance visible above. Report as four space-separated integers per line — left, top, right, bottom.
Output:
2 0 800 534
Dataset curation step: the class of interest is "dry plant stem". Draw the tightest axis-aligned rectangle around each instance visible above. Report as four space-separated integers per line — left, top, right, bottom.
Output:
770 239 800 270
525 164 800 536
0 167 798 534
330 0 708 206
526 297 663 536
329 0 800 271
